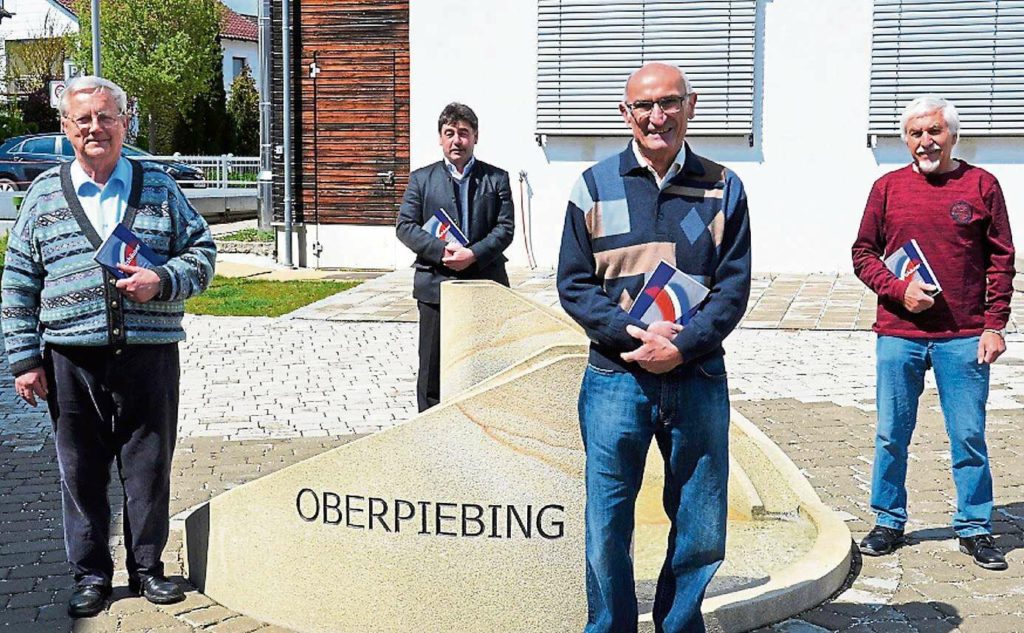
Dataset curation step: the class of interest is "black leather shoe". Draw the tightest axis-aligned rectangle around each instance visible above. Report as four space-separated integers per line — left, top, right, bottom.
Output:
68 583 111 617
858 525 905 556
959 534 1008 570
128 574 186 604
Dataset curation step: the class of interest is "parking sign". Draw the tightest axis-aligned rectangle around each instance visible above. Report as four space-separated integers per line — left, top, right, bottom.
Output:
63 59 83 80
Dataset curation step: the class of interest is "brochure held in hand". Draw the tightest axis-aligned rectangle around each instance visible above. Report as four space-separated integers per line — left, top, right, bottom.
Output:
421 207 468 247
628 260 710 326
94 223 167 279
884 239 941 296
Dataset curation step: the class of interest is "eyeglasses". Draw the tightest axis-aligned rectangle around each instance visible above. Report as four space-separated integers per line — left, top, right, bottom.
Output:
625 95 687 117
64 112 124 130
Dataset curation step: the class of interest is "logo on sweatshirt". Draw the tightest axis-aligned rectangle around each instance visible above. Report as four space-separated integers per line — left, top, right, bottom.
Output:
950 201 974 225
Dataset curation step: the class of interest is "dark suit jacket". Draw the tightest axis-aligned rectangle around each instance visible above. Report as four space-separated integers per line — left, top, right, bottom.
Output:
396 159 515 303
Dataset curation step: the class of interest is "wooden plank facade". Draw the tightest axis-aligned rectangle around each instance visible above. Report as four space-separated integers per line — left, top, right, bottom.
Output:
272 0 410 226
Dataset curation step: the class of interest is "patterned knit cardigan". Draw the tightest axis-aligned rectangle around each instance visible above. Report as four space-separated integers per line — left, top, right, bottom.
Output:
1 160 216 376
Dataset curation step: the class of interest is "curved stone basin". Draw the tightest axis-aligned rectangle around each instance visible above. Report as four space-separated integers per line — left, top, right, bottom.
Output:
183 281 850 632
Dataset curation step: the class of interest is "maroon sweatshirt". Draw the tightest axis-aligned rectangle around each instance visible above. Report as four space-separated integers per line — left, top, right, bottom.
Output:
852 161 1015 338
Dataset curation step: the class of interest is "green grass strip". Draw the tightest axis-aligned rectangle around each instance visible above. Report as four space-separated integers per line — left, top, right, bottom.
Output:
217 228 276 242
186 276 358 317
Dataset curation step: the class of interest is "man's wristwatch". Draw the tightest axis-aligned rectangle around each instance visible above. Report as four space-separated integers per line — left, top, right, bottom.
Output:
985 328 1006 339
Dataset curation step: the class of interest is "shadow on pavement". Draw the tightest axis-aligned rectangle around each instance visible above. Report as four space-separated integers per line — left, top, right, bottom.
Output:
995 500 1024 556
905 526 956 544
905 502 1023 558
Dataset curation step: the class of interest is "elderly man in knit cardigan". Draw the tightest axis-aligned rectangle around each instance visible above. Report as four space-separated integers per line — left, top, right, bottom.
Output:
1 76 215 617
852 95 1014 571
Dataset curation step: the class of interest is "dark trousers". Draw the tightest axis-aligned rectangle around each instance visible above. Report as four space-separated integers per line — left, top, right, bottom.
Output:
416 301 441 412
44 344 180 586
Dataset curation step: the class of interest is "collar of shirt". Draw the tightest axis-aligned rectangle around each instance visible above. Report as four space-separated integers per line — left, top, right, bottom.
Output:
71 156 132 238
443 155 476 182
631 141 686 190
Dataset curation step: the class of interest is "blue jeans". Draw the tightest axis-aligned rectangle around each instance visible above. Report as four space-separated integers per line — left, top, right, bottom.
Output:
579 356 730 633
872 335 992 537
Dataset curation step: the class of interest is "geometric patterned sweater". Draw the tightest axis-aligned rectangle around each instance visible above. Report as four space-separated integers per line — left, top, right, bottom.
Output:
557 142 752 372
1 160 216 376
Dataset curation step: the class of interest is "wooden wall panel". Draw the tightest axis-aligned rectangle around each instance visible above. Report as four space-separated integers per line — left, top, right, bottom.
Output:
273 0 410 226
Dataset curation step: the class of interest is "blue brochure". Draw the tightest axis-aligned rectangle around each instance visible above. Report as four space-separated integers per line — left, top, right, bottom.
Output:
884 239 942 296
422 207 469 246
94 223 167 279
628 260 710 326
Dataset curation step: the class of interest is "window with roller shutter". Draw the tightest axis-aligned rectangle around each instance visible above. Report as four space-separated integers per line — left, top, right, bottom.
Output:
536 0 757 139
869 0 1024 139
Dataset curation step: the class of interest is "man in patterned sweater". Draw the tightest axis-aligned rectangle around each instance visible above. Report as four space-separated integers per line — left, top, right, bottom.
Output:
853 95 1014 570
557 63 751 633
1 76 215 616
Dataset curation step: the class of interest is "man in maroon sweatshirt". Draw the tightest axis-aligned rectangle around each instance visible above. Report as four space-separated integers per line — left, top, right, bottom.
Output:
852 95 1014 570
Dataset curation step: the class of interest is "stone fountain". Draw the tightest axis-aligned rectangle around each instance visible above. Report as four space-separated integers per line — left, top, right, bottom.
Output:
183 280 851 632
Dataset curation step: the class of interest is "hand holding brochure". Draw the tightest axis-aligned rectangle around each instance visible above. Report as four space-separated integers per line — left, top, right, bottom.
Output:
94 223 167 279
628 260 710 326
421 207 468 247
883 239 941 296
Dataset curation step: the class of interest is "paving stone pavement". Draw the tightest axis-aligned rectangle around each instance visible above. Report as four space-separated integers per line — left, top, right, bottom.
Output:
2 274 1024 631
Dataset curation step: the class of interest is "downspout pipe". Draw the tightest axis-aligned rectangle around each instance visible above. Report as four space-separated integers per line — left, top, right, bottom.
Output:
281 0 294 267
90 0 100 75
257 0 273 230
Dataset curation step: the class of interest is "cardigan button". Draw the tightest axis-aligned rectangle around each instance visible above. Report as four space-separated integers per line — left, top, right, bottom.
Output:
112 328 120 335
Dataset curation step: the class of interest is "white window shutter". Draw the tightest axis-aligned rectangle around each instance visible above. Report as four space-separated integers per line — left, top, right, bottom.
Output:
870 0 1024 136
537 0 757 136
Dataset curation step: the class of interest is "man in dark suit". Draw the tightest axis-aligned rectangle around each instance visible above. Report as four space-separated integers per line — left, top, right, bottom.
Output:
396 103 515 411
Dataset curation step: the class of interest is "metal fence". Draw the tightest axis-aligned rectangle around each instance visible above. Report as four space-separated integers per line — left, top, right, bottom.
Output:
145 155 259 190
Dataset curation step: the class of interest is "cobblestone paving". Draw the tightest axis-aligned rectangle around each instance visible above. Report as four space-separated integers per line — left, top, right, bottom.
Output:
3 276 1024 631
741 391 1024 633
177 317 419 439
0 432 355 633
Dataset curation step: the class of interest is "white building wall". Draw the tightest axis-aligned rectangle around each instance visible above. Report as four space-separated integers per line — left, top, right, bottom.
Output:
221 38 259 95
399 0 1024 274
0 0 77 40
0 0 78 87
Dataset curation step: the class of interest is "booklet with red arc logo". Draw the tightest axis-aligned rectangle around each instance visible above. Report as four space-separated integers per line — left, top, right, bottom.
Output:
94 223 167 280
421 207 469 247
628 260 711 326
883 239 942 296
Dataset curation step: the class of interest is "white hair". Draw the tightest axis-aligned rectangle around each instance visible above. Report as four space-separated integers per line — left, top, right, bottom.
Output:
900 95 960 142
623 63 694 100
59 75 128 117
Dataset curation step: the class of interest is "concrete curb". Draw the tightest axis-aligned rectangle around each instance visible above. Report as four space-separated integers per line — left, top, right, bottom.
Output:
215 239 275 257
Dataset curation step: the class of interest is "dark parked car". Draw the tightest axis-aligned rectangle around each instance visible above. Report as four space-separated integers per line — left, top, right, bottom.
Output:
0 134 207 191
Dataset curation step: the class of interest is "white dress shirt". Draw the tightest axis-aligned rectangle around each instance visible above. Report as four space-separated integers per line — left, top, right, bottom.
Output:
70 156 132 239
